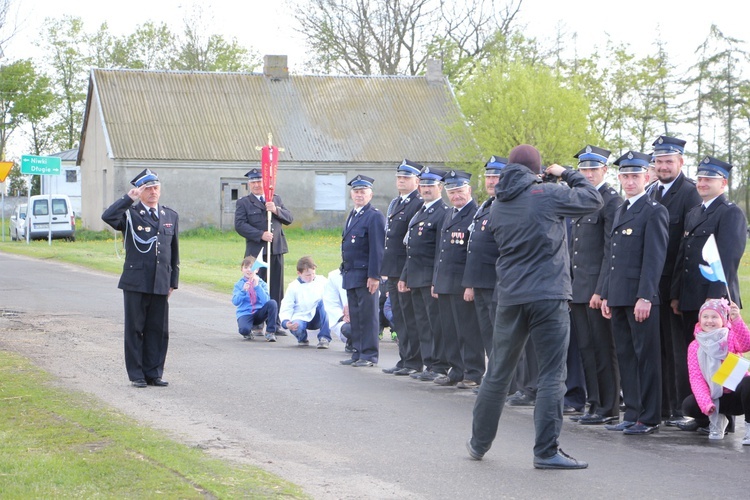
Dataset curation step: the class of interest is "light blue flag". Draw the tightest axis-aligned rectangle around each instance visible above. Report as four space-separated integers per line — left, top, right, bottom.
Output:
699 234 727 283
251 249 268 271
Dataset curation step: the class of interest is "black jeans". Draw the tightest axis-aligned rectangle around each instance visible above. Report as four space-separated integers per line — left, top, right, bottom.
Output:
471 300 569 459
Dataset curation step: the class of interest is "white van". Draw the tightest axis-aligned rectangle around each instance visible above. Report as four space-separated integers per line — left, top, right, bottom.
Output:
9 203 27 241
27 194 76 241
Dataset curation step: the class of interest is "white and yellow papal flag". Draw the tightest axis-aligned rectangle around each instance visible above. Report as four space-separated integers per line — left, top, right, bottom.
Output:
712 352 750 391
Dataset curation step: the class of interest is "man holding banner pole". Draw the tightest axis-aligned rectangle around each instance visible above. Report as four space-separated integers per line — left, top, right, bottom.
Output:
671 156 747 351
235 164 293 312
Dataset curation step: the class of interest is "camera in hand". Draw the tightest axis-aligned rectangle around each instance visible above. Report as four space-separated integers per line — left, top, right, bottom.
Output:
540 165 573 183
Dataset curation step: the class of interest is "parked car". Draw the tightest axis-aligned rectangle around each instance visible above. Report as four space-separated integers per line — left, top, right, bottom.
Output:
9 203 27 241
27 194 76 241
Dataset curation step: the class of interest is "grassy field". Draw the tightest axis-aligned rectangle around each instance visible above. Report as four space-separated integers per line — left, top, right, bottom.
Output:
0 351 307 498
0 226 344 294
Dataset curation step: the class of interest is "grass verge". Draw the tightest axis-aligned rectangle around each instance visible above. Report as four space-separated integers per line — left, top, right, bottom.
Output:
0 351 307 498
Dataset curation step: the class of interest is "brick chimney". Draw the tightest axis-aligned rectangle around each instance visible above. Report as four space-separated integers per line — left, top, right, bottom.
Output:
264 55 289 79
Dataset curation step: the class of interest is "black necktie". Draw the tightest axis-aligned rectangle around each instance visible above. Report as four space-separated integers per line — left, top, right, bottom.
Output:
452 207 459 219
260 196 265 203
655 185 664 202
149 207 158 221
619 199 630 217
701 204 707 213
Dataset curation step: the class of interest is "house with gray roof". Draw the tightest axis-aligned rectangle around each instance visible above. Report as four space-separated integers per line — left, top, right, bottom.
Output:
77 56 475 231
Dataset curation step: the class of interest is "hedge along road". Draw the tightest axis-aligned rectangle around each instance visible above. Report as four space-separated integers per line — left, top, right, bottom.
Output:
0 252 748 499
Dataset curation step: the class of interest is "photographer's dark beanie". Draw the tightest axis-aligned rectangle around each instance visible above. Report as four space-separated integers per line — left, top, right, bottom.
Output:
509 145 542 174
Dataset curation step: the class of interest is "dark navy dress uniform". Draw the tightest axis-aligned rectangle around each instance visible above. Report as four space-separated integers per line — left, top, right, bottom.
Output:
382 160 424 372
434 195 484 384
462 156 506 357
235 168 294 305
602 152 668 430
647 136 702 420
341 178 386 364
569 145 622 421
671 156 747 343
101 169 179 385
401 168 450 376
462 196 499 355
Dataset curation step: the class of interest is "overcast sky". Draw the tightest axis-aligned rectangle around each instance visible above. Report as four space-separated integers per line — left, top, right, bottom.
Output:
2 0 748 161
5 0 748 71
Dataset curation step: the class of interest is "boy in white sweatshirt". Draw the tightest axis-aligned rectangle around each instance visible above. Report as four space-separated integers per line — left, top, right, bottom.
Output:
279 256 331 348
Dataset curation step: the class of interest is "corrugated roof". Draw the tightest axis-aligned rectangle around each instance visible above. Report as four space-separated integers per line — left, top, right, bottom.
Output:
87 69 470 163
50 148 79 161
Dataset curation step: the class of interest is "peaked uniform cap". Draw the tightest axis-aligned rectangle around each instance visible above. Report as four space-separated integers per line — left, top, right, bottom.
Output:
397 159 423 176
574 145 611 168
443 169 472 190
419 166 447 185
614 151 651 173
652 135 686 156
348 174 375 189
244 168 262 180
696 156 732 178
131 168 160 187
485 156 508 175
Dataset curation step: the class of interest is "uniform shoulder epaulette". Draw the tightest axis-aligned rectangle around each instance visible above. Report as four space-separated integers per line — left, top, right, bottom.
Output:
685 177 697 185
651 201 658 206
608 188 617 195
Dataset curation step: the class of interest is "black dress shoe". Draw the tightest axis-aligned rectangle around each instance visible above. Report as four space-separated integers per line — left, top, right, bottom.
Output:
434 374 459 386
382 366 401 374
352 359 375 367
131 379 147 388
665 415 691 427
533 449 588 470
466 439 484 460
579 414 618 425
605 420 636 431
147 378 169 387
623 422 659 435
340 358 357 365
676 419 699 432
394 368 418 376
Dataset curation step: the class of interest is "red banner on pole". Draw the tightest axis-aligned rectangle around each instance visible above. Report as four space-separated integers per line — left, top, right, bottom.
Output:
261 145 278 201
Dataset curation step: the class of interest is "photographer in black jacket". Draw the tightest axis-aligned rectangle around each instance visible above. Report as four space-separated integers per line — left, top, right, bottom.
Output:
467 144 602 469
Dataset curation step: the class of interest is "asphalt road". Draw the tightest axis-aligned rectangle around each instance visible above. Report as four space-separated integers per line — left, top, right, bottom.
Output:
1 252 748 499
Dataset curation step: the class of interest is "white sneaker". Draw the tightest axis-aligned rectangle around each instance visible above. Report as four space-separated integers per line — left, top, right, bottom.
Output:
708 414 728 440
743 421 750 446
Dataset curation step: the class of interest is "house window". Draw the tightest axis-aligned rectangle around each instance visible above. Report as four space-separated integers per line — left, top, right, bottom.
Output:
65 170 77 182
231 188 238 201
315 173 346 211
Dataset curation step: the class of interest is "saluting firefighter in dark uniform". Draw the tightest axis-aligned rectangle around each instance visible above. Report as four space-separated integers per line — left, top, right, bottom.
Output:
102 169 179 388
601 151 669 435
647 135 702 426
671 156 747 348
432 170 484 389
340 175 386 367
399 167 451 381
381 160 425 376
568 145 622 425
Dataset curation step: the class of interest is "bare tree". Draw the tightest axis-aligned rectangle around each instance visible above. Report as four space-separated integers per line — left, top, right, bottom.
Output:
0 0 20 59
294 0 522 77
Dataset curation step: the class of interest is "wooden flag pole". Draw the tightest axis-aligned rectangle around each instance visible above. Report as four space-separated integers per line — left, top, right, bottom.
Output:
255 133 284 295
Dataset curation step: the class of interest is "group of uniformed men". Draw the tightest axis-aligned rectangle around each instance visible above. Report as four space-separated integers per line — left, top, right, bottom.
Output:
337 134 747 439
